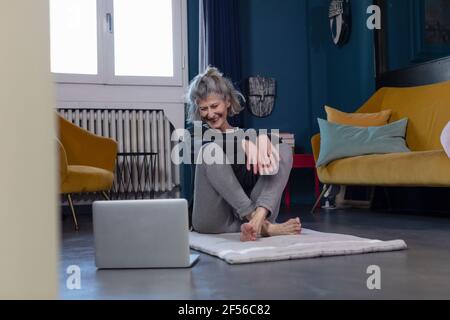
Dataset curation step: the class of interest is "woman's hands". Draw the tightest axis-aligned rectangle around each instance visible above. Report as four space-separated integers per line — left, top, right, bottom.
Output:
241 134 280 175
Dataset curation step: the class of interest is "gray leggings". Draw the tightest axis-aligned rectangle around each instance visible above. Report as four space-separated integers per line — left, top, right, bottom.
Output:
192 143 293 234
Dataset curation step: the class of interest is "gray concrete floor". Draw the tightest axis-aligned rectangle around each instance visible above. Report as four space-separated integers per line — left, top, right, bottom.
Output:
60 205 450 300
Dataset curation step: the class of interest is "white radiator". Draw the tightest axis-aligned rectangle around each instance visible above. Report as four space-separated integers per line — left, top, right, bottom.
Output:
58 108 180 194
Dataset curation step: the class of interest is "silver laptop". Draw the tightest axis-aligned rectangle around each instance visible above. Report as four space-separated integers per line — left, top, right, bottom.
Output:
93 199 199 269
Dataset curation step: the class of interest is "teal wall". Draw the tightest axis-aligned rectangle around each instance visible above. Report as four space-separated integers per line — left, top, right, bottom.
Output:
239 0 312 152
386 0 415 71
308 0 376 126
386 0 450 71
186 0 377 205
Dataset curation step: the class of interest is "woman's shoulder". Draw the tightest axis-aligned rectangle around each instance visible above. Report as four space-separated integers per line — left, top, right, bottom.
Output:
187 123 209 135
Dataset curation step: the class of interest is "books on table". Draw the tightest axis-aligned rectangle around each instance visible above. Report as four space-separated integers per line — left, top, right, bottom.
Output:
275 133 295 152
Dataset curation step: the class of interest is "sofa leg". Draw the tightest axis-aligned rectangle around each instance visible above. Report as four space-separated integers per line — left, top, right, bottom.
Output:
101 191 110 201
67 194 79 232
311 184 328 214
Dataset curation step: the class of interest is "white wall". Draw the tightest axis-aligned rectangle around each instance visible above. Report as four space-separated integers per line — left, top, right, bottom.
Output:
0 0 59 299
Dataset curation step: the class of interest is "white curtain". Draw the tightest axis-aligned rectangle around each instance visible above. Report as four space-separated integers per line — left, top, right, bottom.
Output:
198 0 208 73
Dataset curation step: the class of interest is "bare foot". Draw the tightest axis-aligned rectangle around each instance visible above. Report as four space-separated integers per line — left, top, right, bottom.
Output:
240 207 268 242
261 218 302 237
240 223 257 242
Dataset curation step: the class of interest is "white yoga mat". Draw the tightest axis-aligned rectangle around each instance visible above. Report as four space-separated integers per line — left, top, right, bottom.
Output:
189 229 407 265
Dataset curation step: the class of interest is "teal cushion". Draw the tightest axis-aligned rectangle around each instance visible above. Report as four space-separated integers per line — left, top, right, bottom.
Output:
317 118 411 167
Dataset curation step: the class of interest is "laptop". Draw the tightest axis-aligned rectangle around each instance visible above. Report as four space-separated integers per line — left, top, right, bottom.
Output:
93 199 199 269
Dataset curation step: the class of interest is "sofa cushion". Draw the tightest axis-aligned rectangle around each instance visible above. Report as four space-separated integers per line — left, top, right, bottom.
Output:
325 105 392 127
61 165 114 194
317 118 411 167
317 150 450 187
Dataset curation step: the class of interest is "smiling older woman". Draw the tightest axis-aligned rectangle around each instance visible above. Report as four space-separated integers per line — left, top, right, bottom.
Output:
186 67 300 242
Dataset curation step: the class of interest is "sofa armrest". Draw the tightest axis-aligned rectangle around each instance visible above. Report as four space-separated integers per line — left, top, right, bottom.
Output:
58 114 118 172
57 138 68 184
311 134 321 164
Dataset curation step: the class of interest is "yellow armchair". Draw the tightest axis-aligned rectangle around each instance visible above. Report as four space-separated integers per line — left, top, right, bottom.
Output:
57 114 118 230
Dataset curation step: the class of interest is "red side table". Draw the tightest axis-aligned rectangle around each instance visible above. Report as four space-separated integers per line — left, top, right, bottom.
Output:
284 154 320 209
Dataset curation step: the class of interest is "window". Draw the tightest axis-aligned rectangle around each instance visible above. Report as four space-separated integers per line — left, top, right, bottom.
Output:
49 0 185 86
50 0 98 75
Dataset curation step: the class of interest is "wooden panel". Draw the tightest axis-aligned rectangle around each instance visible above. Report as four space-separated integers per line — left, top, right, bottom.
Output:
377 56 450 88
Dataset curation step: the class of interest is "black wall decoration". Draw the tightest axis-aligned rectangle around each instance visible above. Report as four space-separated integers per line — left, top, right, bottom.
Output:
247 76 277 118
329 0 352 47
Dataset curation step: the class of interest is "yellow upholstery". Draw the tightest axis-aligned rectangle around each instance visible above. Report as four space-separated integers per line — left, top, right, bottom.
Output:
316 150 450 187
312 80 450 186
57 114 118 194
61 166 115 194
325 105 392 127
57 138 68 184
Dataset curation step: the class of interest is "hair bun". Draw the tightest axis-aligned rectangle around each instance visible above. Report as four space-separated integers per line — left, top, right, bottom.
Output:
204 66 222 78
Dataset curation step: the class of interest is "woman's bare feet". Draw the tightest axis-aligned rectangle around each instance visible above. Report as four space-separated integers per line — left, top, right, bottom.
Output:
240 207 268 242
261 218 302 237
240 223 257 242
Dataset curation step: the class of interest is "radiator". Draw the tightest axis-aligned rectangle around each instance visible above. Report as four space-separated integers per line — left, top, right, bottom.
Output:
58 108 180 195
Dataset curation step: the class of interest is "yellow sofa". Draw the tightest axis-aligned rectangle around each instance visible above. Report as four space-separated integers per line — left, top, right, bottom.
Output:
311 80 450 187
57 114 118 230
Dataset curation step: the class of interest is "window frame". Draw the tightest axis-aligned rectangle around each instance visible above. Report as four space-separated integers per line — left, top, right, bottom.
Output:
51 0 184 87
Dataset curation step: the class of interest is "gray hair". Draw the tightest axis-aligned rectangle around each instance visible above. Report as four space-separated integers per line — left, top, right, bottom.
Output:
185 66 245 124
